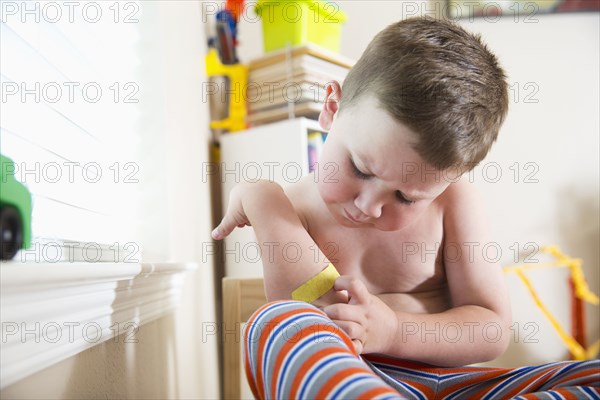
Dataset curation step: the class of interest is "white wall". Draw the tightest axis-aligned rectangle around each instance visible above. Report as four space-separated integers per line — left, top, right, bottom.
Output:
1 1 220 398
144 1 220 395
236 1 599 367
463 11 599 367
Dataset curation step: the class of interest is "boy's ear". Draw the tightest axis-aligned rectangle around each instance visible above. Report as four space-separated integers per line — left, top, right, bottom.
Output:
319 81 342 130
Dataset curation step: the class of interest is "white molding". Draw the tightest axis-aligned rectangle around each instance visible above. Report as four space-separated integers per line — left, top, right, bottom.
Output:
0 261 197 388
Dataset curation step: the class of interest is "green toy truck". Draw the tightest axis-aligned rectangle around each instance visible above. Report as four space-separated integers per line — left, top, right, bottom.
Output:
0 154 32 260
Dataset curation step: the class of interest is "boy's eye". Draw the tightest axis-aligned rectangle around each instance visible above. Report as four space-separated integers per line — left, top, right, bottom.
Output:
395 191 415 205
350 158 371 179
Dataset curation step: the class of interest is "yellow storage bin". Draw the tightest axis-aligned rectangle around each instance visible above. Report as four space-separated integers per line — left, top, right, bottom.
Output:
255 0 346 53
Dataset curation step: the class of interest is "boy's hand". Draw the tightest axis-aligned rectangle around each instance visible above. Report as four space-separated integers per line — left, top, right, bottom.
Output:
323 276 399 355
212 183 252 240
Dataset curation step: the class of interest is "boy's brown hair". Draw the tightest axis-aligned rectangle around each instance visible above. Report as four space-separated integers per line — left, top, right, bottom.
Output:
339 17 509 171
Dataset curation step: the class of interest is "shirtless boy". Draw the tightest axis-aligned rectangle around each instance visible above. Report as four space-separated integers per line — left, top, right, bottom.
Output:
212 17 600 399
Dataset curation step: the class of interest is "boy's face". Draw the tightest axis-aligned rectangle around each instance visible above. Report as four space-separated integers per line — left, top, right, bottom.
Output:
317 95 451 231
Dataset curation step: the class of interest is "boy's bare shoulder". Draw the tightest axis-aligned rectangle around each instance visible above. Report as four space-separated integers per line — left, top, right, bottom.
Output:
281 175 322 231
436 178 486 226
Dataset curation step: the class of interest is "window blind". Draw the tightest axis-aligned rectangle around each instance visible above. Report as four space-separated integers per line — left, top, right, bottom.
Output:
1 1 142 262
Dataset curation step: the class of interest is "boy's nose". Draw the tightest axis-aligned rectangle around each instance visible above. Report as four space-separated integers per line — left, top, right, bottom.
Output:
354 191 383 219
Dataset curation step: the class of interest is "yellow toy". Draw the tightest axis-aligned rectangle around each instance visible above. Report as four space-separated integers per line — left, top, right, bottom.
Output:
205 47 248 133
504 246 599 360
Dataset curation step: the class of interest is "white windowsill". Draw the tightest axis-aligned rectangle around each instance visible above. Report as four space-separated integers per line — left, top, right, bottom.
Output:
0 261 197 388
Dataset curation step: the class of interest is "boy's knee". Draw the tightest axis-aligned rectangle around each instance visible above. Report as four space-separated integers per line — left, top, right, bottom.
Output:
243 300 323 349
247 300 319 325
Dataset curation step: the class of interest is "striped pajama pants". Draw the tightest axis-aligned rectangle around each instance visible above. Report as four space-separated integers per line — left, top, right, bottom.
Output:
243 301 600 399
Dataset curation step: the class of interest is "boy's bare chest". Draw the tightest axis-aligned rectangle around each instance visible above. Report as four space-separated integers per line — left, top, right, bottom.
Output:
306 209 450 312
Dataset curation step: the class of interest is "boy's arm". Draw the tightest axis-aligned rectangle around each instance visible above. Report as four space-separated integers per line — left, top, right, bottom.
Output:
324 181 512 365
213 180 346 305
390 180 512 365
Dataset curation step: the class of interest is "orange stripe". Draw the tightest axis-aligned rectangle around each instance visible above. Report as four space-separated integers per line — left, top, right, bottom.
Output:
366 354 520 399
438 368 511 398
363 354 503 376
499 366 564 398
243 302 281 400
289 347 350 399
270 324 343 397
517 387 584 400
271 323 358 397
361 356 436 397
254 306 323 399
552 368 600 386
315 367 371 399
554 387 580 400
401 380 436 399
243 303 287 399
460 362 589 397
362 354 440 373
356 386 401 399
243 346 261 400
363 355 470 399
521 386 600 400
246 300 294 327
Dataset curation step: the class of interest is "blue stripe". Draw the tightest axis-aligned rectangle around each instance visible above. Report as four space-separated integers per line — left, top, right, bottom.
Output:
370 362 440 380
262 311 329 384
299 354 354 399
446 379 486 400
276 331 340 399
371 363 438 386
482 365 539 399
542 361 581 386
330 375 372 399
437 371 478 381
394 379 427 400
548 391 564 400
581 386 599 398
246 301 292 374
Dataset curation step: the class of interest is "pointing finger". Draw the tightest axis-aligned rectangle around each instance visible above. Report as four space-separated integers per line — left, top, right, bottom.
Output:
334 276 370 305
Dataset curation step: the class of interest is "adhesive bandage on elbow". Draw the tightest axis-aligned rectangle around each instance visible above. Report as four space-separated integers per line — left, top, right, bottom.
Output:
291 263 340 304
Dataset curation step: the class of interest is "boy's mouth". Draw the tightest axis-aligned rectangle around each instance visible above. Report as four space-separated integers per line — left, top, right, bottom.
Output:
343 208 364 224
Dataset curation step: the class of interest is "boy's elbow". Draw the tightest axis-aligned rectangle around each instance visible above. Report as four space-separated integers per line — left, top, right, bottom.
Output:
264 292 287 303
263 284 291 303
485 333 510 362
483 313 512 362
498 309 513 356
